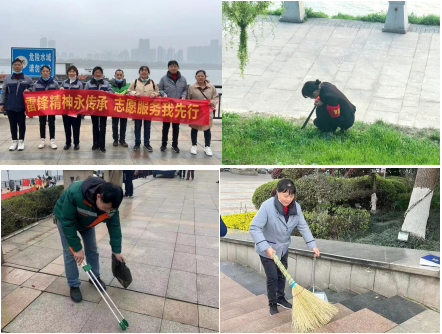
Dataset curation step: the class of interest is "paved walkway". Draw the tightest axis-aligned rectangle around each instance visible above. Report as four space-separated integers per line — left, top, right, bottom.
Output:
223 17 440 129
0 116 222 165
1 172 220 332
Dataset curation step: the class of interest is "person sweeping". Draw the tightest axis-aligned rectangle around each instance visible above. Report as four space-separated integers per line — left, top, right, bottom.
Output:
249 179 320 316
301 79 356 137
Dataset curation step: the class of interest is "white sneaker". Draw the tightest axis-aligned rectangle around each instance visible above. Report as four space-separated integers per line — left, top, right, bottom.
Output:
9 140 18 151
38 138 46 149
204 146 213 156
50 139 57 149
18 140 25 151
190 145 198 155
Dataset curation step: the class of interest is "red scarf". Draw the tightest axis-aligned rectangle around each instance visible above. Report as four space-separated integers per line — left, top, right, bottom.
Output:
171 73 177 80
283 206 288 215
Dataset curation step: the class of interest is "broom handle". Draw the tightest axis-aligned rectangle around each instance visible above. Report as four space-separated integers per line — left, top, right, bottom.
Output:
273 254 297 288
313 256 316 294
301 106 316 129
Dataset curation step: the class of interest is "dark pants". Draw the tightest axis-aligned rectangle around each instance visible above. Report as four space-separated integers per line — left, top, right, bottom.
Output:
186 170 194 180
112 117 127 141
260 251 288 304
62 115 81 146
134 120 151 146
178 170 186 178
162 122 179 147
7 110 26 140
314 106 355 133
39 115 55 139
91 116 107 150
191 128 211 147
123 171 134 196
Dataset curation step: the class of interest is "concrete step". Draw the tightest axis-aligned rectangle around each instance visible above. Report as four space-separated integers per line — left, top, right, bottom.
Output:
234 306 293 333
327 289 359 304
221 294 269 314
221 306 269 332
220 284 255 307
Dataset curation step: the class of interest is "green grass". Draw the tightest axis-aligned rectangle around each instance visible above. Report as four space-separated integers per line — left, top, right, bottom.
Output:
305 7 329 19
222 113 440 165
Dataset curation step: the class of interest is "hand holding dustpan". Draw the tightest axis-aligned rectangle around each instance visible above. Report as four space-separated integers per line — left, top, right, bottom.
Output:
112 253 133 289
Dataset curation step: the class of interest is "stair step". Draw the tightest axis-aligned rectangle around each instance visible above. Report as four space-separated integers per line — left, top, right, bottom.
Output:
221 306 250 322
340 291 387 312
220 285 255 306
221 294 269 314
221 306 269 332
236 307 293 333
327 289 359 304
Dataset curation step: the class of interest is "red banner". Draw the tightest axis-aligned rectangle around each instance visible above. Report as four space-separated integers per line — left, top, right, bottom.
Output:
1 188 37 200
35 179 43 186
22 179 30 186
23 90 210 125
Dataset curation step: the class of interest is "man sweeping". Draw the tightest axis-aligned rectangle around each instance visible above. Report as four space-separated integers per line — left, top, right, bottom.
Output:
54 176 124 303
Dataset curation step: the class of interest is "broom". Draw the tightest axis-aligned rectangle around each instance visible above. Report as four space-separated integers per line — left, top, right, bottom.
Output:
272 253 338 333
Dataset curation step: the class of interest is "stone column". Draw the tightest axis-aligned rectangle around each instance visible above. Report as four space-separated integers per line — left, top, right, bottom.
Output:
382 1 409 34
63 170 94 190
104 171 123 187
280 1 305 23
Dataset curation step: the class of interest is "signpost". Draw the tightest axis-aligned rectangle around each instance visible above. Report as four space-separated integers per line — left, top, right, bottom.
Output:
11 47 56 78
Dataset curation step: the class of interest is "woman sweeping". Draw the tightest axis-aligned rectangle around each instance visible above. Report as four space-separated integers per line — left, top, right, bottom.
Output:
302 79 356 136
249 179 320 316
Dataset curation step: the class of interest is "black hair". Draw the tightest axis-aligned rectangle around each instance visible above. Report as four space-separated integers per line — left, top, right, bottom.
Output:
302 79 321 98
138 65 150 74
12 58 23 65
92 66 103 75
66 65 79 76
168 60 179 68
115 69 124 74
195 70 207 77
271 179 296 197
40 65 51 73
97 182 124 209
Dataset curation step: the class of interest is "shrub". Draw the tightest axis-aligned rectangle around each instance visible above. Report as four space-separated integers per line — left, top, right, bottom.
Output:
252 180 279 209
281 168 316 181
222 212 257 231
305 7 329 18
1 186 63 236
271 168 284 179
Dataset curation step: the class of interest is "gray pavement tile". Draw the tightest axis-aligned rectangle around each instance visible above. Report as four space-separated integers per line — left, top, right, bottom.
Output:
160 319 199 333
6 246 62 270
120 219 149 229
97 242 135 259
198 305 219 331
22 273 58 291
387 309 440 333
1 268 35 285
40 263 65 276
178 224 195 234
80 300 161 333
136 239 176 251
195 236 219 250
126 245 174 268
119 227 145 239
367 295 426 325
196 255 219 277
162 298 199 327
3 230 52 246
172 252 197 273
1 266 16 279
1 282 19 299
4 292 97 333
199 328 218 333
61 255 114 285
340 291 388 312
177 233 196 247
196 247 219 258
153 212 181 221
147 222 180 232
33 233 64 250
45 276 102 303
175 244 196 255
1 287 42 329
166 270 197 304
139 229 177 244
195 226 219 237
197 274 219 308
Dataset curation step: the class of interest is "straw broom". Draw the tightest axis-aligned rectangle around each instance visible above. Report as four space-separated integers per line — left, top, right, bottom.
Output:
273 254 338 333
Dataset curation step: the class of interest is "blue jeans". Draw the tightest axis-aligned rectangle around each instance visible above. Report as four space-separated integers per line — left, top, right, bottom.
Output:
134 119 151 146
57 220 100 287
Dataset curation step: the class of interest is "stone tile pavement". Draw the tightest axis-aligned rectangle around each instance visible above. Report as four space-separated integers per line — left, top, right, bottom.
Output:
0 116 222 165
1 172 220 332
223 17 440 129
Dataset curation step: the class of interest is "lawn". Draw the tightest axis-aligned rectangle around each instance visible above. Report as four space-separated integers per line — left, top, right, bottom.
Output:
222 113 440 165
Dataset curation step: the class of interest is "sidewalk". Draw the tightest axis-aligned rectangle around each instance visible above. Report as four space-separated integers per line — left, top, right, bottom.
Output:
1 172 220 332
223 17 440 129
0 117 222 165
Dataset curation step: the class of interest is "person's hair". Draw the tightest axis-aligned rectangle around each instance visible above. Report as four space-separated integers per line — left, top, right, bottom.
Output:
271 179 297 197
96 182 124 209
302 79 321 98
195 70 206 77
168 60 179 68
40 65 51 73
66 65 79 76
115 69 124 74
138 65 150 74
12 58 23 65
92 66 103 75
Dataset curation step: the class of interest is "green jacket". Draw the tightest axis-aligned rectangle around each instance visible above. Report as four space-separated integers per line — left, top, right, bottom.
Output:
110 79 130 94
54 177 122 253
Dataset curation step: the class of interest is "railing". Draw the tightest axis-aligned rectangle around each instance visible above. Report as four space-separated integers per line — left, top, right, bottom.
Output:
214 85 222 119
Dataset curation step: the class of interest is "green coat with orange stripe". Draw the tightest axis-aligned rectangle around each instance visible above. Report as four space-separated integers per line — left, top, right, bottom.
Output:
53 177 122 253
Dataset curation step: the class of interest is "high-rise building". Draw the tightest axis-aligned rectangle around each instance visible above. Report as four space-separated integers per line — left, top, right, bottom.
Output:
139 39 150 62
48 39 56 48
166 47 174 61
131 48 139 62
87 54 93 60
120 50 130 62
40 37 47 48
187 40 221 64
210 39 222 64
177 49 184 64
150 49 157 63
157 46 165 63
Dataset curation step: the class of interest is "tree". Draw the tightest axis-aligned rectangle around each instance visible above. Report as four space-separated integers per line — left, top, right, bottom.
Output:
401 168 439 239
222 1 273 76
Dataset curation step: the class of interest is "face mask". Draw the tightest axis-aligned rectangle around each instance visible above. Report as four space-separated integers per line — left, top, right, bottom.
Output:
42 76 50 81
94 77 102 81
12 70 22 74
141 77 150 83
115 78 123 83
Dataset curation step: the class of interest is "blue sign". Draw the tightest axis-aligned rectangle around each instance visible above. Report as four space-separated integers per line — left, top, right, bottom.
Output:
11 48 56 78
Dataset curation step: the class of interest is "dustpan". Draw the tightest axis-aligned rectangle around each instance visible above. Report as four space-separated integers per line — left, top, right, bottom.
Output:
308 256 328 302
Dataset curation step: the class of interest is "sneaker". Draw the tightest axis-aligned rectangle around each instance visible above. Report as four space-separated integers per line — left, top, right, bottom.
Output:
204 146 213 156
269 303 279 316
9 140 18 151
277 298 292 309
70 287 83 303
38 138 46 149
113 140 118 147
74 144 80 150
129 195 134 198
190 145 198 155
160 144 167 152
92 143 99 150
50 139 57 149
172 145 180 153
64 144 71 150
89 276 106 292
100 147 106 153
119 139 128 147
133 144 140 151
17 140 25 151
144 144 153 152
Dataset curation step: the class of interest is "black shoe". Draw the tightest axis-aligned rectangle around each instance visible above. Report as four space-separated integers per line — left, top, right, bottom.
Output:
92 143 99 150
269 303 279 316
160 144 167 152
113 140 118 147
70 287 82 303
63 144 71 150
172 145 180 153
100 147 106 153
144 144 153 152
133 144 140 151
119 140 128 147
277 298 292 309
74 144 80 150
89 276 106 292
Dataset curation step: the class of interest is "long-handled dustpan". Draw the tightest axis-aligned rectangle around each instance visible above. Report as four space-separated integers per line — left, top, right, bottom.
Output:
309 256 328 302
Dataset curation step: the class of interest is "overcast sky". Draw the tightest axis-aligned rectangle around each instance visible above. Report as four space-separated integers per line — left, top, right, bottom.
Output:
0 0 221 59
1 170 63 180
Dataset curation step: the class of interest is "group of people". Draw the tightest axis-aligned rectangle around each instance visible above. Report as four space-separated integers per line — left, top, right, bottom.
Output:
0 58 219 155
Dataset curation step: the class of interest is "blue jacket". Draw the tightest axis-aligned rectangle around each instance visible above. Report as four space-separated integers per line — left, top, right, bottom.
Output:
249 196 317 259
0 73 34 112
30 77 60 91
84 78 114 93
159 71 187 99
62 78 83 90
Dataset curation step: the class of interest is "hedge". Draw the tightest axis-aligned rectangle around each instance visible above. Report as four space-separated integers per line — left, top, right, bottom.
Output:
222 212 257 231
